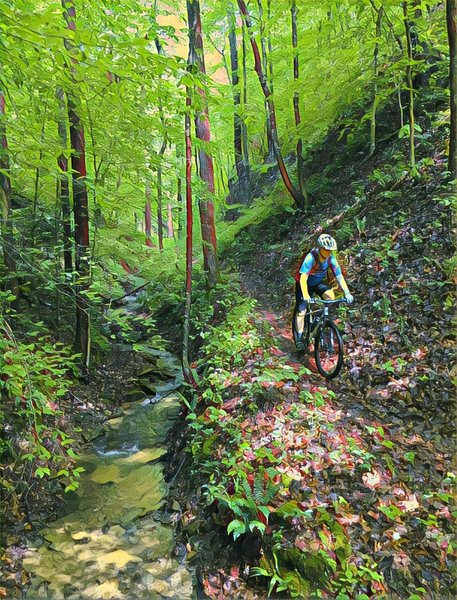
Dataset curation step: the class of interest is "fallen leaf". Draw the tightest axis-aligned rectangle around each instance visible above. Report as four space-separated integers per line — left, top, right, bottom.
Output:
362 470 382 489
397 495 420 512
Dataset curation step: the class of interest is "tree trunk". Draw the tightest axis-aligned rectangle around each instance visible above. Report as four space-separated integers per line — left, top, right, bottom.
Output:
156 129 167 251
228 8 250 203
237 0 305 210
447 0 457 180
257 0 274 161
291 0 309 207
403 1 416 172
166 201 174 238
56 87 73 274
62 0 91 374
152 17 169 250
33 115 47 232
145 182 153 247
369 4 383 156
267 0 274 93
177 174 183 238
0 89 19 298
228 12 243 179
86 103 105 231
157 164 164 251
54 187 62 325
183 85 198 389
241 20 250 168
186 0 219 288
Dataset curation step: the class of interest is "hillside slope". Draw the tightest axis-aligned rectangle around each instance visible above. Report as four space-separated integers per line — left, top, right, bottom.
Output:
180 117 455 599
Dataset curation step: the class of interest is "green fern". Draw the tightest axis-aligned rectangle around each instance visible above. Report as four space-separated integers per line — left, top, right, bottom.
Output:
253 471 280 505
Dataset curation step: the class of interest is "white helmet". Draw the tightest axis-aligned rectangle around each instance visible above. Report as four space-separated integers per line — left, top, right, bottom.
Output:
317 233 337 251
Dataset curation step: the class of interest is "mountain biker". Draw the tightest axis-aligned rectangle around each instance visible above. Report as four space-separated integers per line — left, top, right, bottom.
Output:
294 233 354 350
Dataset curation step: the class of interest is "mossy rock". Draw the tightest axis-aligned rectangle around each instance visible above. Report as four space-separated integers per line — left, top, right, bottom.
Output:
124 389 146 402
103 393 182 451
276 547 333 588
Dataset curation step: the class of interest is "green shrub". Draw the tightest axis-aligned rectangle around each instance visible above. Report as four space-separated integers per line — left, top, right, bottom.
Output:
0 311 82 506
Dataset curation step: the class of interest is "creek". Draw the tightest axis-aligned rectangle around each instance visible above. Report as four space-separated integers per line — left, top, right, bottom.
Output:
23 296 193 599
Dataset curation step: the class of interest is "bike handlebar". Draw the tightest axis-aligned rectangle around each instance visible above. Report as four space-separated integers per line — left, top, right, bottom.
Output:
309 298 348 305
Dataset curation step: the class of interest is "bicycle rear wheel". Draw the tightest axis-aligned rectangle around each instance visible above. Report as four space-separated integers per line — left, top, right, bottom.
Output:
314 320 343 379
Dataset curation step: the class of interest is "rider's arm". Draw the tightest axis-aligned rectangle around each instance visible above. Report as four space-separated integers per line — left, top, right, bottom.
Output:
299 253 315 302
336 273 350 296
331 255 353 301
300 273 311 301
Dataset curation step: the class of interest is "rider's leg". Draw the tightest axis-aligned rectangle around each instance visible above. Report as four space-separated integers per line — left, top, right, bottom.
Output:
315 282 335 301
294 282 307 338
320 287 335 352
295 304 307 337
322 289 335 300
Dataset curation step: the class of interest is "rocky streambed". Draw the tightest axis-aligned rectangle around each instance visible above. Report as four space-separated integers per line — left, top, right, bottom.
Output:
23 345 193 600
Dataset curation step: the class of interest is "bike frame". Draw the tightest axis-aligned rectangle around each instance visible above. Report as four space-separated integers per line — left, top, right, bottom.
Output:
306 298 346 340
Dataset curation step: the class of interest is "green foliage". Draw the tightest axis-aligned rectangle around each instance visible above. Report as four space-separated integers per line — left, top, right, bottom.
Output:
251 551 295 597
0 312 82 499
206 468 280 539
368 162 407 189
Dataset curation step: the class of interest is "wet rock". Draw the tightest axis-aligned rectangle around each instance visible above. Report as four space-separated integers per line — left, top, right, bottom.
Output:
124 388 146 402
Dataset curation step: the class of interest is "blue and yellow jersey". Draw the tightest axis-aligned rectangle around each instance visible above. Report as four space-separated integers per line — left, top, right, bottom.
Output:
295 249 342 286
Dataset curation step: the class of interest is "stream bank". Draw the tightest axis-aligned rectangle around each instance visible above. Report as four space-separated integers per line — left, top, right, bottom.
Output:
18 294 194 599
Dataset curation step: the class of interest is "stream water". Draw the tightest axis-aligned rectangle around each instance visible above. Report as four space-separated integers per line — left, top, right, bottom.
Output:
23 301 193 599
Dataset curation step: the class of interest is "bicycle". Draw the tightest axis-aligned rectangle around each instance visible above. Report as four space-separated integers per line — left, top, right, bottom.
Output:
292 297 348 379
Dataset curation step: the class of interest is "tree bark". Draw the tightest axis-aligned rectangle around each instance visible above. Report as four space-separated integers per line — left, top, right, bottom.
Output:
186 0 219 288
241 21 250 173
403 1 416 172
145 182 153 247
33 116 47 225
167 201 174 238
56 87 73 274
86 103 105 232
0 89 19 298
267 0 274 93
177 174 183 238
62 0 91 374
369 4 383 157
157 163 164 250
291 0 309 207
447 0 457 180
229 11 243 179
183 84 198 389
156 129 167 251
257 0 274 160
237 0 305 210
228 8 250 203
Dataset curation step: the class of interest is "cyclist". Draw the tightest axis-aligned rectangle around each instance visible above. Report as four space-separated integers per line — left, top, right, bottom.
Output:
294 233 354 350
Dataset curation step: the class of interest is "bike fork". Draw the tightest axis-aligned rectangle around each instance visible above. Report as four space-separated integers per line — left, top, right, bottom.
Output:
328 328 334 352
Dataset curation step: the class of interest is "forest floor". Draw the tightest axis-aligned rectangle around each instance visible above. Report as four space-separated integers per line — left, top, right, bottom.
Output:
186 148 455 598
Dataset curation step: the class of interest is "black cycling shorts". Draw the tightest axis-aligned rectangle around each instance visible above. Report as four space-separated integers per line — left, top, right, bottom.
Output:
295 281 330 312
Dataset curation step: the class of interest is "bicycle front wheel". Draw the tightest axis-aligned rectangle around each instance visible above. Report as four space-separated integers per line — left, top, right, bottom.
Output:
314 320 344 379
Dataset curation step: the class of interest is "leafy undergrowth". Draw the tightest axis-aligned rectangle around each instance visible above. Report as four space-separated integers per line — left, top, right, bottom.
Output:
0 313 81 513
183 293 455 599
182 116 456 597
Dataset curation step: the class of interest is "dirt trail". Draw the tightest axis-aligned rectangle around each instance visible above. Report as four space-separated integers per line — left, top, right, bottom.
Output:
237 230 455 596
